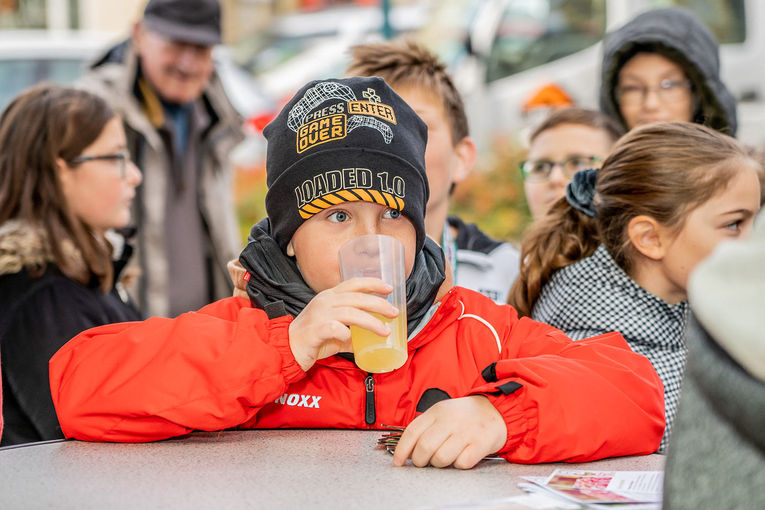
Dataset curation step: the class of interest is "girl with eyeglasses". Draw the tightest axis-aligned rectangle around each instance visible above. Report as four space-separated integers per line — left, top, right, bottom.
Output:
0 84 142 446
600 8 736 136
509 122 761 453
521 107 624 219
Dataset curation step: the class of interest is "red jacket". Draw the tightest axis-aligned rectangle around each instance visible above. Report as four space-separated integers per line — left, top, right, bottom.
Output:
50 287 664 463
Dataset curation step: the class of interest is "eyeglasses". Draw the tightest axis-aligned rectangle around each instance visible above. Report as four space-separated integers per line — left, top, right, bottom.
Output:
616 79 691 106
520 155 601 182
70 151 130 179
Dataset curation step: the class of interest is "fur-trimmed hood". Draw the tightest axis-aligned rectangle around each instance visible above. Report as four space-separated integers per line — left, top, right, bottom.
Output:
0 220 85 277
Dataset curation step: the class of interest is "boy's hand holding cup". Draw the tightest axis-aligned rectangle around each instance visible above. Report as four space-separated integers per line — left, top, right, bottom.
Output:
339 234 408 373
288 234 407 373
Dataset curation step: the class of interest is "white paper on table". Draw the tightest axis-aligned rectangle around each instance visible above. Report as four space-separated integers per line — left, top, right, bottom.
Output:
524 469 663 505
514 481 581 509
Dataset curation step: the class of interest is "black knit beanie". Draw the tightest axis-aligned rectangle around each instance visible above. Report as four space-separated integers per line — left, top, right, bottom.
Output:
263 77 429 253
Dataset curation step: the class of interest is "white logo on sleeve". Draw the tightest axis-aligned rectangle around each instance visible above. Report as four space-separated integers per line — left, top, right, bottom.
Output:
274 393 322 408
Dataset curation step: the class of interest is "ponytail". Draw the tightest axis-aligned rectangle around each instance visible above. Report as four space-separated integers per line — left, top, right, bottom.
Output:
508 170 600 317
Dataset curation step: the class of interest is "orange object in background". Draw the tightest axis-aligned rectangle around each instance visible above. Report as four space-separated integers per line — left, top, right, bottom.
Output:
299 0 378 10
522 83 574 114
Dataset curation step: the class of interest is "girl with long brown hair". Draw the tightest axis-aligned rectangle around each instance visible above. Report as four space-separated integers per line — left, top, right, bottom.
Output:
509 122 761 452
0 84 142 446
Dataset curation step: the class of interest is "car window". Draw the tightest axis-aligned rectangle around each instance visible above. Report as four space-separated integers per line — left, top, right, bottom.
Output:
648 0 745 43
0 58 86 108
486 0 606 83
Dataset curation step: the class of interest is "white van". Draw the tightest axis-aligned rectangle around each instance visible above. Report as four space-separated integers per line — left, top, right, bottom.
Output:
449 0 765 149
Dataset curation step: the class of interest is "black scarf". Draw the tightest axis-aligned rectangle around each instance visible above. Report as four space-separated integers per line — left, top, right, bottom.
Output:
239 218 445 336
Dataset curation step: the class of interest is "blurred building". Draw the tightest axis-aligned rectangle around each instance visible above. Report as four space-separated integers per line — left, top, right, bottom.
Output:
0 0 398 42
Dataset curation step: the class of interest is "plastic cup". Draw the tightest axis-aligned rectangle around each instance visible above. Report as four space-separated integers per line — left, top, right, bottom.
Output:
339 234 408 373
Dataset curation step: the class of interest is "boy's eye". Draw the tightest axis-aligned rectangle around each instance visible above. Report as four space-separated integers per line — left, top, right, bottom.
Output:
328 211 349 223
383 208 401 219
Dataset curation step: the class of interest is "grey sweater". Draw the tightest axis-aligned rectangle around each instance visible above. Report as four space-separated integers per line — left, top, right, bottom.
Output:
663 215 765 509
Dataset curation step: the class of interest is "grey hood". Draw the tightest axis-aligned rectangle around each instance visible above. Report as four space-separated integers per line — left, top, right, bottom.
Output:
600 8 737 136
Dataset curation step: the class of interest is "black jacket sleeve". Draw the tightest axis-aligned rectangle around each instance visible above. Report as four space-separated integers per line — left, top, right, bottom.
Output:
1 277 136 445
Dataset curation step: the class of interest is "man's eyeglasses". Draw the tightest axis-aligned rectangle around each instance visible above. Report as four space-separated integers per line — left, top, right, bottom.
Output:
616 79 691 107
520 155 601 182
70 151 131 179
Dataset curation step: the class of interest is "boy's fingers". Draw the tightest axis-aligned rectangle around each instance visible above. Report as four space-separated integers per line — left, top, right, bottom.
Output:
314 305 391 346
320 292 399 319
453 444 487 470
316 337 353 359
330 307 391 337
409 427 453 468
227 259 247 291
428 435 466 468
392 414 433 466
391 435 416 467
334 277 393 295
316 321 353 345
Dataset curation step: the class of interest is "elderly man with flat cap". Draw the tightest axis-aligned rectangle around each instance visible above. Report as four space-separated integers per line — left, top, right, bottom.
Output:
80 0 244 318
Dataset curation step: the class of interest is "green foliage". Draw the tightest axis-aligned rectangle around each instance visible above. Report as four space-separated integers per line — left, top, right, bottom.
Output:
234 167 268 243
450 136 531 245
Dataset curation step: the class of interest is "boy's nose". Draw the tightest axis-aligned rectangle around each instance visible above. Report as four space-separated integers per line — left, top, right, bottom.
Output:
355 217 381 236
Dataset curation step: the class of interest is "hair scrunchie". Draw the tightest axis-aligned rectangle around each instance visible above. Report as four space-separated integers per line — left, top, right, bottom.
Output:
565 168 599 218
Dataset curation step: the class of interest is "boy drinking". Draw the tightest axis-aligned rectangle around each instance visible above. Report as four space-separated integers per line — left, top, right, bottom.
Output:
50 77 664 467
230 41 519 303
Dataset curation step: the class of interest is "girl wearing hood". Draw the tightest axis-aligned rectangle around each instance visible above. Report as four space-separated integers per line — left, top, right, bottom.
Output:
600 8 737 136
0 84 143 446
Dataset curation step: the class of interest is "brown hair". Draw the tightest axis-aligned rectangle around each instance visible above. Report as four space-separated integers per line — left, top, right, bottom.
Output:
509 121 757 317
529 107 625 145
346 40 468 144
0 83 117 291
744 144 765 205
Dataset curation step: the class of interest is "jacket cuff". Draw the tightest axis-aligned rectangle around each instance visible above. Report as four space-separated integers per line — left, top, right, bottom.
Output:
469 380 538 456
266 315 306 385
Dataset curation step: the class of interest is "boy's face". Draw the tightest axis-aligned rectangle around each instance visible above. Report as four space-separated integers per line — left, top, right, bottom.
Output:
286 201 417 293
395 87 472 215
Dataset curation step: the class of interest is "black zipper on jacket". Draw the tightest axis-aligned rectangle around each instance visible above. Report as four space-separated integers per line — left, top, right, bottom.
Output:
364 374 376 425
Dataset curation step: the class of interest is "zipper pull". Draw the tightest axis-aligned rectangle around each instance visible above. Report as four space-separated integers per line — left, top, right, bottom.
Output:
364 374 376 425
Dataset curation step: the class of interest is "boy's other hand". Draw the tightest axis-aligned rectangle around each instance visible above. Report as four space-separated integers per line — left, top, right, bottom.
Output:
288 278 399 372
392 396 507 469
228 259 248 298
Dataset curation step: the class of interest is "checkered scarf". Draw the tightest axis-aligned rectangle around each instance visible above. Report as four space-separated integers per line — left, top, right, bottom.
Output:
532 244 689 453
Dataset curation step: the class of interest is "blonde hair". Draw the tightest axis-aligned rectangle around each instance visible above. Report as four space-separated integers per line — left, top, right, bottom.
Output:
346 40 468 144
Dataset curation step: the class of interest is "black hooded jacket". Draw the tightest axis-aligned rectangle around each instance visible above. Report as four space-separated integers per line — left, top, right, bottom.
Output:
600 8 737 136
